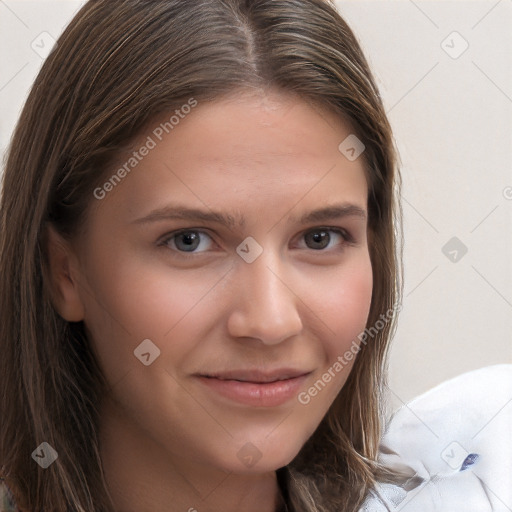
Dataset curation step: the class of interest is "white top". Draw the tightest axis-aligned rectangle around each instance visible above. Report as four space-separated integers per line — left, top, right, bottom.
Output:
360 364 512 511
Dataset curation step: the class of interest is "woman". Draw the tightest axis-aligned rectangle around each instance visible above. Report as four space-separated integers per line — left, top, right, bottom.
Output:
0 0 402 510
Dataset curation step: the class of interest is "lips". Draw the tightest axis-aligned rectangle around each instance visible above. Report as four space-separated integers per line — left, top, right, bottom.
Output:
195 368 312 407
199 368 311 383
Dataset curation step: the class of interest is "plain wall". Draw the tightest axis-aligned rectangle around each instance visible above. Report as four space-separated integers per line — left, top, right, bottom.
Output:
337 0 512 411
1 0 511 412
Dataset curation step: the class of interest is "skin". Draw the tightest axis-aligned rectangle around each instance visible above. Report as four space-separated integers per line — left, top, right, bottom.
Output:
46 88 373 512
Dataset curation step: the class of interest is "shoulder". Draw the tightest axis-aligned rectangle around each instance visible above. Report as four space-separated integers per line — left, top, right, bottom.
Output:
361 364 512 511
0 478 17 512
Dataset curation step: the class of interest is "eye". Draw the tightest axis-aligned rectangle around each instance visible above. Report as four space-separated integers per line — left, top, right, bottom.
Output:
159 229 215 253
298 228 352 251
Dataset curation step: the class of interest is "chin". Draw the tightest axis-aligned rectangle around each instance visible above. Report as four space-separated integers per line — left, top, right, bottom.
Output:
218 432 307 474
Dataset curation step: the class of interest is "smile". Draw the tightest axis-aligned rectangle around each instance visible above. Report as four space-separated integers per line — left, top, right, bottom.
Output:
196 370 312 407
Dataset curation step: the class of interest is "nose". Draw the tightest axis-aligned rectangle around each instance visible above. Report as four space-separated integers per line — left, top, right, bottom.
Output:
226 256 303 345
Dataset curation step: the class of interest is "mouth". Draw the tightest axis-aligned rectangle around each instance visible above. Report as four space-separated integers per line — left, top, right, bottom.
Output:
195 368 312 407
200 368 311 383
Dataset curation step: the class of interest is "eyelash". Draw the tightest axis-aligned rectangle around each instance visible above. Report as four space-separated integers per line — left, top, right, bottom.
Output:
157 227 356 257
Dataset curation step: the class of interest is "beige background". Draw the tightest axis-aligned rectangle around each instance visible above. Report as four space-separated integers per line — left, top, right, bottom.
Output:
1 0 511 411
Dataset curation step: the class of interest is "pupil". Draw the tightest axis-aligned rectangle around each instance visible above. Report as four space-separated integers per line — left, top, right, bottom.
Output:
307 230 329 249
177 231 199 251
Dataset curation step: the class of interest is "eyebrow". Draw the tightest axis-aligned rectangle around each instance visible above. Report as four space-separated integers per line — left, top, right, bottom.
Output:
131 203 367 229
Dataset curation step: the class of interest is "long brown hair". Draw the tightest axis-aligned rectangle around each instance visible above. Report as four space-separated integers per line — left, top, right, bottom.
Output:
0 1 402 510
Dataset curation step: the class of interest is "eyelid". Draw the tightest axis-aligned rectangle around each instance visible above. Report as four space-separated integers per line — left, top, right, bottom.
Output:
304 225 354 241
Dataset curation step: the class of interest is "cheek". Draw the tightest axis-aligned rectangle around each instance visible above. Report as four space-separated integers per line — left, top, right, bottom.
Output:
316 256 373 335
309 255 373 375
293 258 372 412
80 249 230 384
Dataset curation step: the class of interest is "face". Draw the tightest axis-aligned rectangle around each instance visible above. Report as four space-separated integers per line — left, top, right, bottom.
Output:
51 89 372 476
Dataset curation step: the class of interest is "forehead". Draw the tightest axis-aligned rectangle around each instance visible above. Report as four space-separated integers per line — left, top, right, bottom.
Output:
92 89 368 226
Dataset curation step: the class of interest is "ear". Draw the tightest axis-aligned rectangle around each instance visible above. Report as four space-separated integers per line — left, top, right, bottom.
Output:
44 223 86 322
